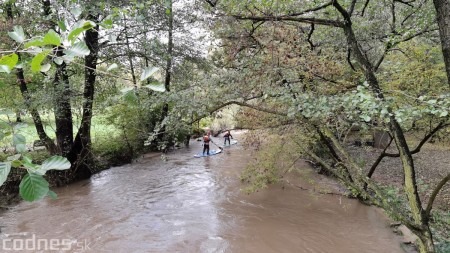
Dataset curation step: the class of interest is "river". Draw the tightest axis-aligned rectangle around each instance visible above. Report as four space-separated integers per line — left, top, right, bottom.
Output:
0 135 406 252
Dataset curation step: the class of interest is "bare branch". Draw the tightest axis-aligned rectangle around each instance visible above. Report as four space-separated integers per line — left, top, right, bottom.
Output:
425 172 450 216
349 0 358 16
347 48 356 71
401 0 424 25
307 23 316 50
188 99 287 125
204 0 218 8
384 122 450 157
361 0 370 17
394 0 415 7
281 1 333 17
233 15 344 27
367 137 394 180
374 46 390 71
391 1 397 32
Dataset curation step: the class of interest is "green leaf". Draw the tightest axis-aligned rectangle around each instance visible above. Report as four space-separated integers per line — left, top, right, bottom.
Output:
0 132 4 141
0 162 11 186
64 42 90 57
11 160 22 167
0 65 11 73
23 155 32 164
57 20 67 32
43 29 61 46
23 156 39 171
40 63 51 72
67 21 96 43
8 26 25 43
0 53 19 73
13 123 27 131
100 18 113 29
122 89 139 105
53 57 63 65
61 55 74 63
47 190 57 199
15 143 26 153
40 155 71 172
144 82 166 92
19 173 49 202
140 66 158 82
70 6 82 17
362 115 371 122
24 39 45 48
7 154 21 161
31 50 51 72
13 133 26 145
107 63 118 71
440 111 448 117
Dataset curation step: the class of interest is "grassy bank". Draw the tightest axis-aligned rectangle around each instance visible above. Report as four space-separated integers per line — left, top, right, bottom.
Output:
0 113 149 207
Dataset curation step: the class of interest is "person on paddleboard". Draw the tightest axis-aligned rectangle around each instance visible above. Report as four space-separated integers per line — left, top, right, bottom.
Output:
223 130 233 145
203 133 211 155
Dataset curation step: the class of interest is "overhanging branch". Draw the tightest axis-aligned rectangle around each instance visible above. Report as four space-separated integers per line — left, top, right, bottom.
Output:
233 15 344 28
384 122 450 157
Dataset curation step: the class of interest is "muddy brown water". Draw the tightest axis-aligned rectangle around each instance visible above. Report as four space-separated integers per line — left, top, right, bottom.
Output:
0 137 406 252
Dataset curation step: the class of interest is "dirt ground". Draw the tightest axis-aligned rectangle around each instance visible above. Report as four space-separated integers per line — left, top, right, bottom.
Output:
348 142 449 211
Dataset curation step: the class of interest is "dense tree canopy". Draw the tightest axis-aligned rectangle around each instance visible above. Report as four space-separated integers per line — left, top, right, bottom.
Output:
0 0 449 252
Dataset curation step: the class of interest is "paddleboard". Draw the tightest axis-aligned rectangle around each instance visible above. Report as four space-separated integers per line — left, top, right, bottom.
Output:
223 140 238 147
194 149 223 158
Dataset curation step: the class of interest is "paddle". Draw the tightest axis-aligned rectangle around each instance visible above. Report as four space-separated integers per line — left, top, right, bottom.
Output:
210 139 223 150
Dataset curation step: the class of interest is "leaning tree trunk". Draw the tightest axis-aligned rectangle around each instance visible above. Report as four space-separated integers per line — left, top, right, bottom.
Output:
6 1 57 154
67 16 99 181
433 0 450 86
16 68 57 153
332 2 435 252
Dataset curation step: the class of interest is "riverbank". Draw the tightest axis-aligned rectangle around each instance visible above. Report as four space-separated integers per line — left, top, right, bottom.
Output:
238 129 449 252
349 142 450 252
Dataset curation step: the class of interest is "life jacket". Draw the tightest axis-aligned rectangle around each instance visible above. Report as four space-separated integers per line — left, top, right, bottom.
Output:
203 135 210 144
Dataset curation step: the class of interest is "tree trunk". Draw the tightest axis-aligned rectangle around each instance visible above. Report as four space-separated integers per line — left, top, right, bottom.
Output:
6 1 56 154
433 0 450 86
16 66 57 153
332 2 434 251
53 56 74 156
67 15 99 181
158 0 173 144
15 111 22 123
42 0 74 156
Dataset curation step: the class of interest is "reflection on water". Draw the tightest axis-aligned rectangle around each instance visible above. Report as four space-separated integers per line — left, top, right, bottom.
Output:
0 135 405 253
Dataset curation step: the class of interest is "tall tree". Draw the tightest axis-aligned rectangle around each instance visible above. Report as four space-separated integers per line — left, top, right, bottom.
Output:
433 0 450 86
3 0 57 153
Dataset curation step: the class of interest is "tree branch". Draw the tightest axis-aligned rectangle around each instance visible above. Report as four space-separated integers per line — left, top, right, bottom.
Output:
281 1 333 17
307 23 315 50
347 48 356 71
232 15 344 27
361 0 371 17
188 99 287 125
384 122 450 157
204 0 218 7
348 0 358 16
367 136 394 179
425 172 450 216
